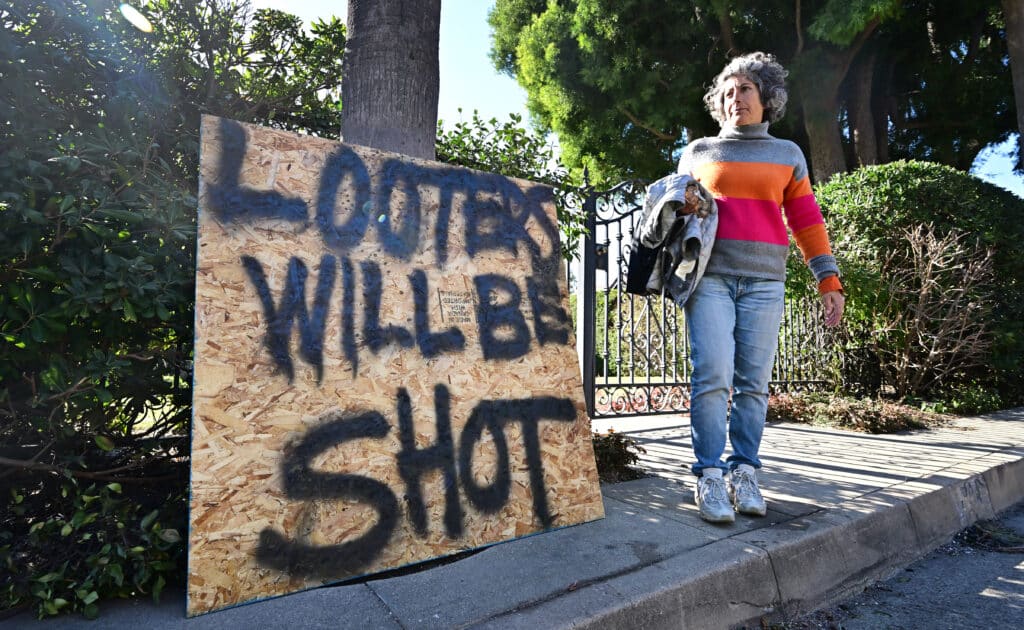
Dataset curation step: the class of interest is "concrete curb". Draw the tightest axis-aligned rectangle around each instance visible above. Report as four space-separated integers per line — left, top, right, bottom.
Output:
623 459 1023 628
760 459 1024 625
483 418 1024 629
475 538 779 630
984 457 1024 513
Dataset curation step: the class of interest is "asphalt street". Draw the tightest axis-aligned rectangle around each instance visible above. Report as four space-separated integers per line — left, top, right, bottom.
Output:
779 499 1024 629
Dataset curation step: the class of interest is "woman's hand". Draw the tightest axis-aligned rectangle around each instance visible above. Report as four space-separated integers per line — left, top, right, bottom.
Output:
675 183 703 216
822 291 845 327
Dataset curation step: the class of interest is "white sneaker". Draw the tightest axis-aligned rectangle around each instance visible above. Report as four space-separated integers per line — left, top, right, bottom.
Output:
695 468 734 523
729 464 767 516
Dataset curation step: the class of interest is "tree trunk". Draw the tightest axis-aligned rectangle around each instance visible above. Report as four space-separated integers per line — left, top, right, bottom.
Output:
341 0 441 160
1003 0 1024 171
872 59 895 164
799 65 847 185
791 18 881 182
802 100 846 183
847 51 878 167
792 49 851 183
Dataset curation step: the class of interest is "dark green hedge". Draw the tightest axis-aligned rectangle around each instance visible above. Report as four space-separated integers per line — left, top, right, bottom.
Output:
804 160 1024 404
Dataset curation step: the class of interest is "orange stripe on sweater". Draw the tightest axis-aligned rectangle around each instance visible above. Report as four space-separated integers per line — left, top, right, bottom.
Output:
784 175 813 201
792 224 833 262
693 162 793 203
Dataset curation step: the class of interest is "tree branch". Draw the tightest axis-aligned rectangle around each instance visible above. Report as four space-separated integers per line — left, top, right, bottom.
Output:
0 438 55 481
617 106 675 141
0 455 185 483
836 17 881 80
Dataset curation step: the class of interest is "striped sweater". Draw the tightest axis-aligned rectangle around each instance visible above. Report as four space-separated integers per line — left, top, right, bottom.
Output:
677 123 842 294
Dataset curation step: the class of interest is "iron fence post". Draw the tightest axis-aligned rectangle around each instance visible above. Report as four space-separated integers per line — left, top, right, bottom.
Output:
576 192 597 419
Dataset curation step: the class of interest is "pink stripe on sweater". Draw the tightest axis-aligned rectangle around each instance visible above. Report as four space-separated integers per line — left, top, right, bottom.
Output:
715 197 789 245
783 194 825 232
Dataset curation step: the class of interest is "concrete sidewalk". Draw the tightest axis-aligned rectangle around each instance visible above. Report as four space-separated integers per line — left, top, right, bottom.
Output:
11 409 1024 629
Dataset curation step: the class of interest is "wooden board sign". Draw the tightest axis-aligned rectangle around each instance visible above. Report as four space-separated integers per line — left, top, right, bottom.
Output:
188 116 604 616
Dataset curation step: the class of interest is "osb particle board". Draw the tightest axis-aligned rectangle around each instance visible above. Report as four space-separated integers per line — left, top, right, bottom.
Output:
188 116 604 616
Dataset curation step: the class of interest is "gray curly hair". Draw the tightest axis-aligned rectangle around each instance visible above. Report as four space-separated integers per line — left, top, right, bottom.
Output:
703 51 789 125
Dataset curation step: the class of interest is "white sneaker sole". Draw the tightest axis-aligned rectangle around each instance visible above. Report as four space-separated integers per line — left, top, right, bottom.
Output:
699 509 736 523
735 503 767 517
696 496 736 523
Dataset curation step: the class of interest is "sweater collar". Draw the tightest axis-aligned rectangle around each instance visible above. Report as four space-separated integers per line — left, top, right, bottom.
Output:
718 122 771 139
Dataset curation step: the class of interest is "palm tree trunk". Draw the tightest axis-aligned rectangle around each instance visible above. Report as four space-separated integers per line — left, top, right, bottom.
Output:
341 0 442 160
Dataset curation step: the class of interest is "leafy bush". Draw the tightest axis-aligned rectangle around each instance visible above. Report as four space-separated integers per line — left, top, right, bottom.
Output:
436 110 586 258
918 381 1005 416
591 429 647 483
1 481 185 619
767 392 945 434
1 0 344 618
804 160 1024 403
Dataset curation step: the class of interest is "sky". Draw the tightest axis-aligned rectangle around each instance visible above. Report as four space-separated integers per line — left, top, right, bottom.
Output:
249 0 530 127
248 0 1023 198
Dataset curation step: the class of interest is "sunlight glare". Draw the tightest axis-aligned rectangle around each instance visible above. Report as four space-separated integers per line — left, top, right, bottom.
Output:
118 3 153 33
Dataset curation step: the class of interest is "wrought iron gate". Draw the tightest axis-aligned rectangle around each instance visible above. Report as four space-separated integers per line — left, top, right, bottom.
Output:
576 181 836 419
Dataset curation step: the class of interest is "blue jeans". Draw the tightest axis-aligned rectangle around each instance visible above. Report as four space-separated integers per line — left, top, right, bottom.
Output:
684 273 785 476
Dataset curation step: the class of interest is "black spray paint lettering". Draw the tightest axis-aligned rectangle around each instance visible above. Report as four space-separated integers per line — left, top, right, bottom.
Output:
211 119 561 274
239 254 570 381
315 145 559 270
397 385 462 538
254 411 399 578
206 118 309 224
473 274 531 361
241 255 335 384
409 269 465 358
340 257 358 377
209 120 581 581
359 259 415 354
527 275 571 346
210 118 572 378
255 385 576 578
460 396 577 526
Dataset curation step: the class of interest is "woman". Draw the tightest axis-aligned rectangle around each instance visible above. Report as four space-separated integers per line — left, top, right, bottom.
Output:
678 52 845 524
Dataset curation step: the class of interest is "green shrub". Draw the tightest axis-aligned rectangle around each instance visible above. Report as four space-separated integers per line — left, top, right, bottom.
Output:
805 160 1024 403
767 392 945 434
921 381 1005 416
1 481 185 619
592 429 647 483
1 1 344 618
435 110 585 259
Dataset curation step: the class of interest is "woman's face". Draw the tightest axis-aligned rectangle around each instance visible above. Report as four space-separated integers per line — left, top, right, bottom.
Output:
721 75 765 126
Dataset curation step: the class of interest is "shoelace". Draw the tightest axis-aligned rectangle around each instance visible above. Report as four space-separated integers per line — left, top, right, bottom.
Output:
732 472 762 499
701 478 729 504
